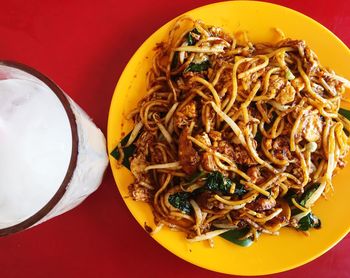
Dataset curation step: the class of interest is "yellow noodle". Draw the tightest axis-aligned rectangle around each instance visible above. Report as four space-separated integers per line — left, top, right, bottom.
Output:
246 208 282 223
291 198 309 212
238 55 269 79
224 57 252 113
290 106 312 151
120 17 350 245
214 193 258 206
240 181 270 197
191 76 221 106
244 129 276 172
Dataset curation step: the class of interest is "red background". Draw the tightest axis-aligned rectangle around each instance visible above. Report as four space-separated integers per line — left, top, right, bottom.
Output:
0 1 349 277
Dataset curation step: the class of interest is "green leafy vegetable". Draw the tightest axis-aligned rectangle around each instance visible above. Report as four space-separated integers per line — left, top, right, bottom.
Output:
184 60 210 73
168 192 192 214
339 108 350 136
187 28 200 46
110 131 137 170
234 183 248 197
285 69 295 80
291 208 301 217
186 171 206 183
204 172 247 196
339 108 350 121
299 183 320 206
220 227 255 247
283 190 298 207
205 171 232 194
171 52 179 69
298 213 321 231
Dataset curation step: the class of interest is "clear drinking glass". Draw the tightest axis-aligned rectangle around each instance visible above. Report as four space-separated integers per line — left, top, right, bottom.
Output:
0 61 108 236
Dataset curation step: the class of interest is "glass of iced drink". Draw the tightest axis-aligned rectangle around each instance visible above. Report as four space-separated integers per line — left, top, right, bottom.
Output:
0 61 108 236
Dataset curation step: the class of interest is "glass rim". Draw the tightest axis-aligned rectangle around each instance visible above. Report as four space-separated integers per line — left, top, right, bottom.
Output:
0 60 79 236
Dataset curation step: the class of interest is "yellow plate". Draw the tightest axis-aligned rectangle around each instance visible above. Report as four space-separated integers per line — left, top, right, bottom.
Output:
107 1 350 275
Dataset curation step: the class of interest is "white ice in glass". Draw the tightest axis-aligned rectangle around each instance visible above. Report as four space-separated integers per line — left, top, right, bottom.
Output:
0 75 108 230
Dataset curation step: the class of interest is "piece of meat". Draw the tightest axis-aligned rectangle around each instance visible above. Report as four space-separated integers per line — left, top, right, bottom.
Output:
217 140 234 157
246 197 276 212
195 191 225 210
129 152 154 200
247 166 259 183
178 127 200 175
272 136 293 160
195 132 212 146
209 130 222 142
268 75 286 96
181 100 197 118
247 166 266 184
129 184 152 202
292 166 303 180
201 152 217 172
217 140 257 166
174 100 197 128
276 82 296 105
302 113 322 142
291 77 305 92
286 160 303 180
134 131 154 155
130 153 148 180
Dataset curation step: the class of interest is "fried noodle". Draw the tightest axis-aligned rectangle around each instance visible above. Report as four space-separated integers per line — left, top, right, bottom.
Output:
119 17 350 245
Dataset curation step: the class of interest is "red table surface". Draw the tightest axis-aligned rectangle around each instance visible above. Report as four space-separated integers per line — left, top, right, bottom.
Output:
0 1 349 277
